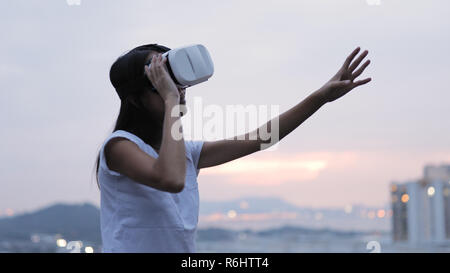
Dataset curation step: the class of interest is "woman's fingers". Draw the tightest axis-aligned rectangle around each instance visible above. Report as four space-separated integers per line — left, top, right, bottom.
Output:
152 54 163 77
343 47 361 69
144 65 151 79
353 77 372 87
156 54 167 75
352 59 371 80
157 53 162 64
150 55 156 74
349 50 369 72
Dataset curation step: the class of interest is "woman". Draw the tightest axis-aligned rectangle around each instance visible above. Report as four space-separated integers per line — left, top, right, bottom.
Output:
96 43 371 253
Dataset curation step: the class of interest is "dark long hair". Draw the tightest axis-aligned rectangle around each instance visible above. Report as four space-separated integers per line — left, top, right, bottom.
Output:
94 44 171 189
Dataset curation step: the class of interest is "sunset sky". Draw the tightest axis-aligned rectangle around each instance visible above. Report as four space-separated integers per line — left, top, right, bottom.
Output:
1 0 449 213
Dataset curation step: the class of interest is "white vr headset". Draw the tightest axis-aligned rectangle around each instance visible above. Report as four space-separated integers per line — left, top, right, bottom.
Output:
147 44 214 88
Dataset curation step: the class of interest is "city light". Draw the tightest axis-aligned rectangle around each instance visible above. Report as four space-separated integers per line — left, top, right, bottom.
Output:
392 195 398 203
377 209 386 218
444 188 449 197
401 194 410 203
84 246 94 253
427 186 435 197
227 210 237 218
56 238 67 248
391 184 397 192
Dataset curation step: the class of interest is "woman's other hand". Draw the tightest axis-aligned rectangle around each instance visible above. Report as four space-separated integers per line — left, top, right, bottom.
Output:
316 47 372 103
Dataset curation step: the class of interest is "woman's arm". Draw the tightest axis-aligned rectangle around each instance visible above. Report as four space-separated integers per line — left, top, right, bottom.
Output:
151 96 186 189
197 47 371 169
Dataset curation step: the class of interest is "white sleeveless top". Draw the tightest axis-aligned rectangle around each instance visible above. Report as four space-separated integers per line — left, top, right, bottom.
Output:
98 130 204 253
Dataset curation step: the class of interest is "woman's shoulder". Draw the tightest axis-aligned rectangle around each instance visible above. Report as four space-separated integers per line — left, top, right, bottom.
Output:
100 130 148 158
109 130 143 142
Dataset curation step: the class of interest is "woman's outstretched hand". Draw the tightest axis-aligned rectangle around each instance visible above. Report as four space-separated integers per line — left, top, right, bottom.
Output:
316 47 372 103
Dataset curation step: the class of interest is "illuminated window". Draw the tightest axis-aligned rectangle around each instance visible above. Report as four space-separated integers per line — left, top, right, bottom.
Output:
377 209 386 218
401 194 409 203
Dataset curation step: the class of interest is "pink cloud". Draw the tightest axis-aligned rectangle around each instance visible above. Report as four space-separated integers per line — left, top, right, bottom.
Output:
201 151 359 185
198 149 450 208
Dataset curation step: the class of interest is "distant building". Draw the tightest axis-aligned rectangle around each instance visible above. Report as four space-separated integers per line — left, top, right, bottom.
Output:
391 164 450 245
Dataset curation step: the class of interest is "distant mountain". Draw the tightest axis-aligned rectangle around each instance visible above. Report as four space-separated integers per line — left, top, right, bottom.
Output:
0 203 100 243
200 196 388 215
200 196 301 214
